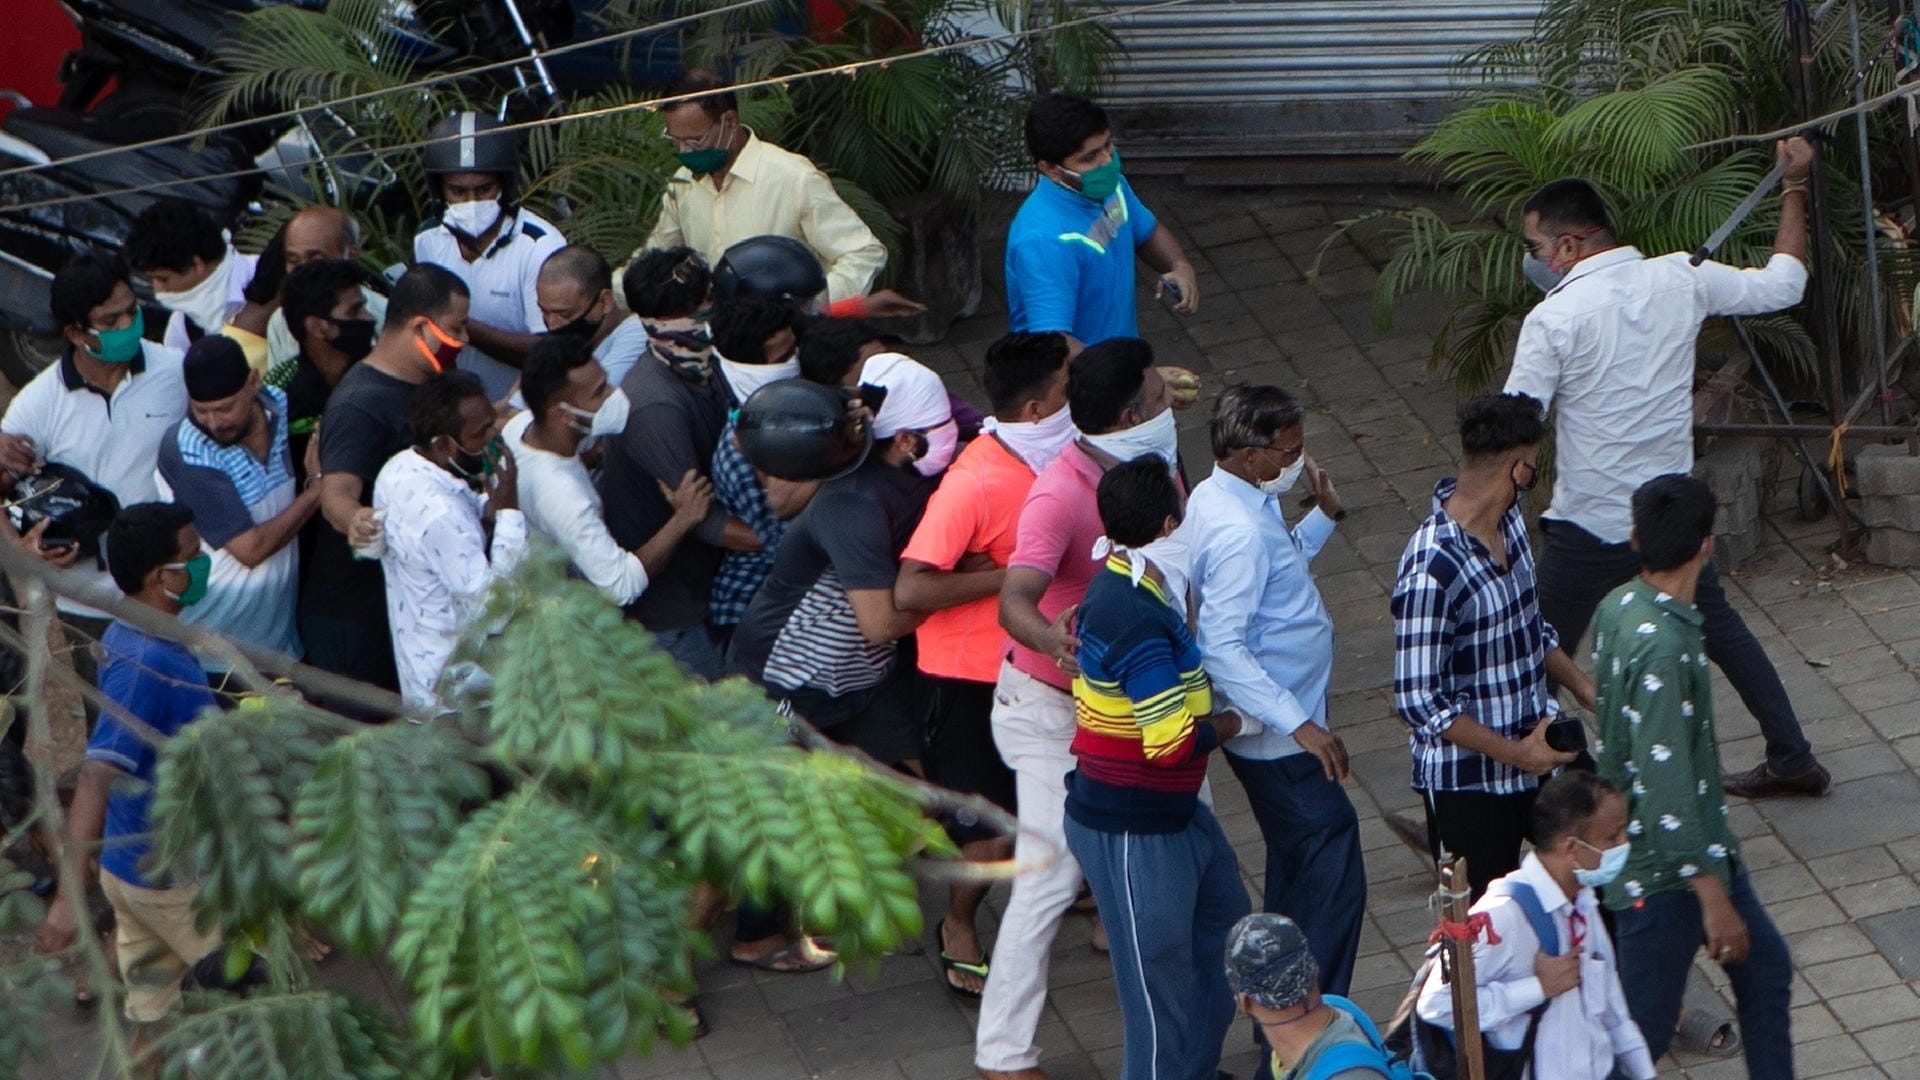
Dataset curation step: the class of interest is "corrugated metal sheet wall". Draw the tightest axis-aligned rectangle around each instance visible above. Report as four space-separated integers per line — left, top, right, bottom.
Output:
1101 0 1543 156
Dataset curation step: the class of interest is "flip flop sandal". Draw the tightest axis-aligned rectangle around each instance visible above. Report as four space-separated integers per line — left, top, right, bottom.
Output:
1673 1007 1741 1057
662 995 711 1040
729 937 836 974
936 921 991 999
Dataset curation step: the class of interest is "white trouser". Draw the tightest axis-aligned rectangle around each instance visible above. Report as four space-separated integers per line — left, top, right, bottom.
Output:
975 659 1082 1072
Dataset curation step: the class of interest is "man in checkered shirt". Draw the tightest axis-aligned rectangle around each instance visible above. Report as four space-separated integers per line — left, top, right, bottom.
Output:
1389 393 1595 899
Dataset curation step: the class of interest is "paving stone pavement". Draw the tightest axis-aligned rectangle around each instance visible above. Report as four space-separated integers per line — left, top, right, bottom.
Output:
19 177 1920 1080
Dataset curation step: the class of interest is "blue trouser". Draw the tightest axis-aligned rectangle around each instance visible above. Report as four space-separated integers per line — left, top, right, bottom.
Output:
1064 805 1250 1080
1225 750 1366 995
1614 862 1794 1080
1227 751 1368 1080
654 623 726 682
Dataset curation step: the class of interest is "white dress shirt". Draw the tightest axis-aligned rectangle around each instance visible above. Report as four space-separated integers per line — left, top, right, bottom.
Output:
373 448 529 708
1185 466 1337 760
499 412 648 606
1504 246 1807 543
1415 853 1657 1080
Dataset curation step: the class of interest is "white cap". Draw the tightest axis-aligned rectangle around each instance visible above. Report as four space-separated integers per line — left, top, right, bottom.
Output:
860 352 952 437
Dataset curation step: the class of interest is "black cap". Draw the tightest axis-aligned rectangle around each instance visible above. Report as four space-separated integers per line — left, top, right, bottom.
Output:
183 335 252 402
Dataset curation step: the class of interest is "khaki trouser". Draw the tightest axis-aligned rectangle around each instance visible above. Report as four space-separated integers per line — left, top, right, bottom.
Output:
100 871 221 1022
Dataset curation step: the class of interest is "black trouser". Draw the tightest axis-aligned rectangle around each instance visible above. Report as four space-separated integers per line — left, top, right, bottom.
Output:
1420 787 1537 901
1535 518 1816 775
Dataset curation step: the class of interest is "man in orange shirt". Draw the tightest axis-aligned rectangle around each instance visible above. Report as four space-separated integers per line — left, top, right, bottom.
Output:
896 332 1077 998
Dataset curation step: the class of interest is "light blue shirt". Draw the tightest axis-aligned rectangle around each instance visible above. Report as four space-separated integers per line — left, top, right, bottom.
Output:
1186 466 1338 760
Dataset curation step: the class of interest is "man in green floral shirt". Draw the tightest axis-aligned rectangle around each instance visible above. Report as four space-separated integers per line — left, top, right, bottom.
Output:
1592 474 1792 1079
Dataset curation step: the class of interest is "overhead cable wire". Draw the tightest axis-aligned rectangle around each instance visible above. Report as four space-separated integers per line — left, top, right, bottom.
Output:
0 0 1199 217
0 0 779 183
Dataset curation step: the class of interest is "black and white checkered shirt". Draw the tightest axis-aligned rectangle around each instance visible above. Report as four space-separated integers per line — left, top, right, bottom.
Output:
1390 479 1561 794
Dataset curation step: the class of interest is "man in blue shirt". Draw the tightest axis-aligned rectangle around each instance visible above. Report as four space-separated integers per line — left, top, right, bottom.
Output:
1005 93 1201 346
37 502 223 1026
1186 385 1365 1076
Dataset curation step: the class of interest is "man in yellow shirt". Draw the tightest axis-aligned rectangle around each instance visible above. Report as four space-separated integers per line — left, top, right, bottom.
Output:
639 70 887 303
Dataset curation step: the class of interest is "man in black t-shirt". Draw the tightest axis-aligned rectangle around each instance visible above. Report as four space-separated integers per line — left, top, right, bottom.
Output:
302 264 471 703
275 259 379 476
725 353 954 766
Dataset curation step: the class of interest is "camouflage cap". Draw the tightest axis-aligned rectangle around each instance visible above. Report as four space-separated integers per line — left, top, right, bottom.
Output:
1224 912 1318 1010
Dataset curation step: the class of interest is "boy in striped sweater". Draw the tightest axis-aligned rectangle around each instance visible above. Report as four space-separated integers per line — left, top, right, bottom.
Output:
1065 455 1248 1080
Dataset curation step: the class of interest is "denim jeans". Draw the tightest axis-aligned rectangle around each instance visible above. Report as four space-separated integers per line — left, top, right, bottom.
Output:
1614 862 1794 1080
1535 519 1815 774
1225 750 1366 993
1065 805 1250 1080
654 623 726 682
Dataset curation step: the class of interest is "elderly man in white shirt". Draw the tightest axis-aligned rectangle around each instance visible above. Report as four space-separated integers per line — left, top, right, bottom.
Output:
501 334 711 607
1504 136 1829 802
1185 385 1366 1018
1414 771 1655 1080
375 371 528 709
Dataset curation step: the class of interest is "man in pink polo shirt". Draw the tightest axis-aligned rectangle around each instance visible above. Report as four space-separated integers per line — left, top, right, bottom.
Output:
977 337 1186 1080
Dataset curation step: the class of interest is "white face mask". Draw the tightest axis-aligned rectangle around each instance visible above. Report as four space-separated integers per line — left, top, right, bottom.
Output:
914 419 959 476
1082 405 1178 467
718 356 800 404
983 403 1077 473
1258 456 1306 497
562 386 631 440
153 248 238 334
443 198 504 239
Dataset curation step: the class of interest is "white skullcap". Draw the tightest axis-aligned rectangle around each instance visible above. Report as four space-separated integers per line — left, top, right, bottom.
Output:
860 351 952 438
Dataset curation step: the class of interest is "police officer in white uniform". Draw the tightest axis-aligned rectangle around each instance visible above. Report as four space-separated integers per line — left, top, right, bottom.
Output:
413 111 567 401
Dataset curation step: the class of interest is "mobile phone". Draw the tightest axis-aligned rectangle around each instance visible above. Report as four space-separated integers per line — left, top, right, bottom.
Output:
39 539 76 555
1159 277 1184 304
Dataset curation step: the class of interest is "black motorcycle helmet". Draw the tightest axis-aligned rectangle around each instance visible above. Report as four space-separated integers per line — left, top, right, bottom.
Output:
6 463 122 564
421 111 520 202
735 379 872 481
713 235 828 307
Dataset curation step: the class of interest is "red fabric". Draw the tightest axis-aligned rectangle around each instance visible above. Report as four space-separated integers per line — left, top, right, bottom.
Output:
1429 912 1501 948
9 0 82 118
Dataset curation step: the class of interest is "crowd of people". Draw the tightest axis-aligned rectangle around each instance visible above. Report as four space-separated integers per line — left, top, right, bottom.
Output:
4 68 1833 1080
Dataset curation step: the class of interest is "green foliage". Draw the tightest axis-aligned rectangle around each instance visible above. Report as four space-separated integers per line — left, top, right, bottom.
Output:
148 700 330 934
153 991 411 1080
1 852 63 1076
601 0 1118 208
81 546 960 1078
1333 0 1917 394
290 723 488 953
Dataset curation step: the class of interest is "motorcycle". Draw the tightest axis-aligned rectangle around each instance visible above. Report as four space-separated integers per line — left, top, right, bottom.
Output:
0 0 574 387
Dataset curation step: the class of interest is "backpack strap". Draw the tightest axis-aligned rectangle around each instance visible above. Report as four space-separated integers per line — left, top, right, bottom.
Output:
1486 880 1561 957
1301 1041 1397 1080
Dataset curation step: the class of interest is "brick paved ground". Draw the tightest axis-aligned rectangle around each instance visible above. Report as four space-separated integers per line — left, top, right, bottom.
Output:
19 175 1920 1079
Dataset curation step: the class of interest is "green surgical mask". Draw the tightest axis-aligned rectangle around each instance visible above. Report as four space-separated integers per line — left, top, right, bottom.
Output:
677 146 730 176
1063 150 1124 204
162 552 212 607
86 307 146 364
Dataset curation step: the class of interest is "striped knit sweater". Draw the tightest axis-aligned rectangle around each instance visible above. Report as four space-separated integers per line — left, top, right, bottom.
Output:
1065 555 1219 834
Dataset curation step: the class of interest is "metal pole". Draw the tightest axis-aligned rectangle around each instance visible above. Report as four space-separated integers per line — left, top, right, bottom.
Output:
1855 6 1895 424
1788 0 1859 557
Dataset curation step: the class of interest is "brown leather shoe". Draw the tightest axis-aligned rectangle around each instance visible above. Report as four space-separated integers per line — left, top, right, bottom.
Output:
1723 760 1831 799
977 1069 1051 1080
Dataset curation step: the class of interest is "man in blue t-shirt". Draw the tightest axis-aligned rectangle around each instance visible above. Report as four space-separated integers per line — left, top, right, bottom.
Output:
37 502 223 1026
1004 92 1201 346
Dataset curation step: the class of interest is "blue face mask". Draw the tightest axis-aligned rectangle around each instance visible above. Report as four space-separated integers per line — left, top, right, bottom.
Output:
1573 838 1631 888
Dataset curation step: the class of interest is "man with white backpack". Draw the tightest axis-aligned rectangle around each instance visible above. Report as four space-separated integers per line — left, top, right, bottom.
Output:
1409 771 1656 1080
